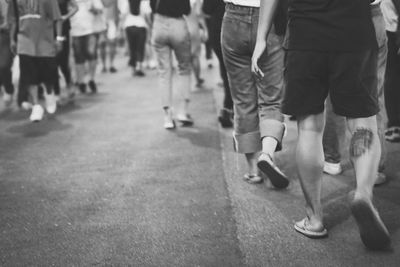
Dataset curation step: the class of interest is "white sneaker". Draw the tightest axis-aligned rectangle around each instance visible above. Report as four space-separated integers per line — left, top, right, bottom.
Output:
323 161 342 175
375 172 387 186
44 93 57 114
21 101 33 110
30 105 44 122
3 93 12 107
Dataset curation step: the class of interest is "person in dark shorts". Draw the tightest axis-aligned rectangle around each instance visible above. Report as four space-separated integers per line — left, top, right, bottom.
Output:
8 0 63 122
252 0 391 250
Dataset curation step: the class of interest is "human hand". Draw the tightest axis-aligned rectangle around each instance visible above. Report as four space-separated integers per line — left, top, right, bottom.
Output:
10 40 17 54
251 40 267 79
56 40 63 53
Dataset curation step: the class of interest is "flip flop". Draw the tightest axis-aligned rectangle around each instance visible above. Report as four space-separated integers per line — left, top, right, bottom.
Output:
243 173 263 184
257 153 289 189
349 192 391 250
294 217 328 238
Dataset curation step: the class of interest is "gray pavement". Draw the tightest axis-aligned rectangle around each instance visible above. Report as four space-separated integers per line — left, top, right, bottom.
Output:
0 55 399 266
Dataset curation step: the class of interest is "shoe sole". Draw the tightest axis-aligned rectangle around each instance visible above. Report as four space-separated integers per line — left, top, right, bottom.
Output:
257 160 289 189
350 197 391 250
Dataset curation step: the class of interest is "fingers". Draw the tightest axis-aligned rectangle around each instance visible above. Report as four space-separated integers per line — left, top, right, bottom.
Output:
251 58 264 79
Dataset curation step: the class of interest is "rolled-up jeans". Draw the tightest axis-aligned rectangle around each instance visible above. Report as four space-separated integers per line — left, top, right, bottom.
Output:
323 4 387 172
152 14 192 108
221 3 285 154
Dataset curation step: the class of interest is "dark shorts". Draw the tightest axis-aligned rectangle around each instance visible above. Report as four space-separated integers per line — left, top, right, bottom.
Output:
282 50 379 118
72 33 99 64
19 55 57 87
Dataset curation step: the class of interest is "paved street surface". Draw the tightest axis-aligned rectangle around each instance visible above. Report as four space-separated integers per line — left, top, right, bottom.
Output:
0 55 399 266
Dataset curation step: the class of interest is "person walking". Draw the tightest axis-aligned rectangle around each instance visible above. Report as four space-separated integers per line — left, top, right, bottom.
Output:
55 0 79 102
221 0 289 188
70 0 106 94
253 0 391 250
119 0 147 77
322 1 389 187
8 0 63 122
203 0 234 128
100 0 119 73
382 0 400 142
150 0 193 129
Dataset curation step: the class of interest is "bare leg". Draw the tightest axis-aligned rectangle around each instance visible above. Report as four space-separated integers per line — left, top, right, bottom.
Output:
99 41 107 71
347 117 380 198
88 60 97 82
346 116 390 250
296 113 325 231
109 39 117 70
75 63 86 84
29 85 39 105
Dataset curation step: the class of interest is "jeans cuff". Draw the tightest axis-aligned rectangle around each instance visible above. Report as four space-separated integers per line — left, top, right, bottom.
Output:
259 119 285 151
233 130 262 154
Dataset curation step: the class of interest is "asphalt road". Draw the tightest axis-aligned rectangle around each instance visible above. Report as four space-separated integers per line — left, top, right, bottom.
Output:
0 56 399 266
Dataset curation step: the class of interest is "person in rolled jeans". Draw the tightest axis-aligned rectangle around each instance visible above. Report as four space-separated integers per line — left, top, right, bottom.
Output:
322 1 388 187
150 0 193 129
0 0 14 106
221 0 289 188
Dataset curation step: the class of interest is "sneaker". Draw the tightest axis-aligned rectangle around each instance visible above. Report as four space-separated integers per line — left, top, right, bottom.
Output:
164 108 176 130
164 117 176 130
385 127 400 142
3 93 13 107
375 172 387 186
257 153 289 189
323 161 342 176
44 93 57 114
78 83 87 94
134 70 145 77
196 78 205 87
88 80 97 93
176 114 194 127
21 101 33 110
30 105 44 122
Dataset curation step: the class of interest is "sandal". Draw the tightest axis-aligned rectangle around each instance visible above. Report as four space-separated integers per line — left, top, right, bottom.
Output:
294 217 328 238
243 173 263 184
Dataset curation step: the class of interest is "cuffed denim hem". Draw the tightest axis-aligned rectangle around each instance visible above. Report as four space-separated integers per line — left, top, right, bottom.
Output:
259 119 285 151
233 130 262 154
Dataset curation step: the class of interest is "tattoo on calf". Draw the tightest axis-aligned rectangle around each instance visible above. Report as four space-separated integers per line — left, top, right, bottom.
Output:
350 128 374 158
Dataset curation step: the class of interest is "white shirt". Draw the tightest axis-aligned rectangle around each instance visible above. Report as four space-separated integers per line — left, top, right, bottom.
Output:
118 0 148 28
224 0 260 8
70 0 106 37
381 0 399 32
